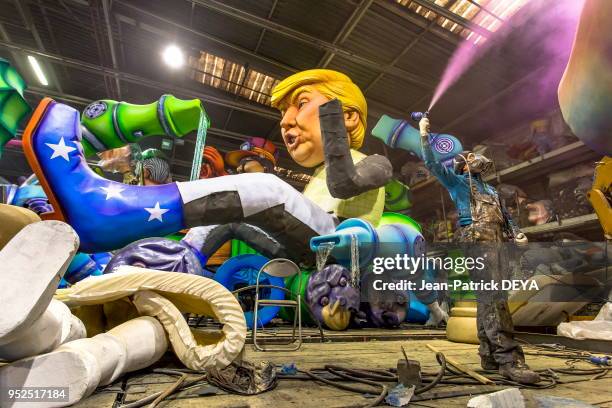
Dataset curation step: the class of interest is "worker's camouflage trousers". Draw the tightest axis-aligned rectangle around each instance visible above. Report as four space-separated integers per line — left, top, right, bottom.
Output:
457 222 525 365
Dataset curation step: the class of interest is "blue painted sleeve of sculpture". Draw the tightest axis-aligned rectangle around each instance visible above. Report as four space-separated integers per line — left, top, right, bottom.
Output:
421 138 460 190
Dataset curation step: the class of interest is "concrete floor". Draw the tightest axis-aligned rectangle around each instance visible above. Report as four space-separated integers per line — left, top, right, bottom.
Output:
74 327 612 408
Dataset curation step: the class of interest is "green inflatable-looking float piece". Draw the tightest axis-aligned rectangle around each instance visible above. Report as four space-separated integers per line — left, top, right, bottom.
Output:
378 211 421 232
278 269 316 326
384 179 412 212
0 58 31 157
80 94 206 157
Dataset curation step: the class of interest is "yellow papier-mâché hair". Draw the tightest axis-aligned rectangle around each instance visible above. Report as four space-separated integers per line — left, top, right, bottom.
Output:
271 69 367 149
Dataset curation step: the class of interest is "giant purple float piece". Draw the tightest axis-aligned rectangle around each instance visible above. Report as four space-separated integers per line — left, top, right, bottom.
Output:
104 237 208 277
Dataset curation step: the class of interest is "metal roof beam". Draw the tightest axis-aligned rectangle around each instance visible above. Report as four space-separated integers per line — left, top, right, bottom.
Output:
254 0 279 54
363 0 459 93
0 39 280 121
318 0 375 68
13 0 65 94
115 2 296 76
101 0 122 98
373 0 459 49
364 17 437 93
440 66 546 132
465 0 504 22
409 0 492 37
187 0 437 88
114 11 409 121
224 0 279 132
113 5 419 118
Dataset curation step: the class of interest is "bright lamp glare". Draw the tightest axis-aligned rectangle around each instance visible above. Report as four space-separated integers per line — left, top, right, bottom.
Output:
162 45 184 69
27 56 48 86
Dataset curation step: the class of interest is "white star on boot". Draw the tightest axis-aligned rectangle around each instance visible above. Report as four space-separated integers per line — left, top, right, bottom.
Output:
101 185 125 200
46 137 77 161
144 202 169 222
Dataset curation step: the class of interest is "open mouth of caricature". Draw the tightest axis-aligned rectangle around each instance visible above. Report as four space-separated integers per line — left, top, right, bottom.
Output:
285 133 299 150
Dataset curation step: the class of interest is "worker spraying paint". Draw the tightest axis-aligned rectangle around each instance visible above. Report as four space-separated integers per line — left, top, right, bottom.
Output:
418 114 540 384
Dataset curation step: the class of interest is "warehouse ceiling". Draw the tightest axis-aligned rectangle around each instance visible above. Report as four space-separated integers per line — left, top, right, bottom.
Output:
0 0 563 183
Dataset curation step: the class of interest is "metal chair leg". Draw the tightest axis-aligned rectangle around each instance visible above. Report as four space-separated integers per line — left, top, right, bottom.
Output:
291 304 297 342
253 293 262 351
296 294 302 350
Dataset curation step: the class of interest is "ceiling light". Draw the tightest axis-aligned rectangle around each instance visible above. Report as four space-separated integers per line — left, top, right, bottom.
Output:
27 56 48 86
162 45 184 69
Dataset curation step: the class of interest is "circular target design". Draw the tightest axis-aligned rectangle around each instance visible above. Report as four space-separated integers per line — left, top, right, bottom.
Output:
84 101 107 119
433 136 455 154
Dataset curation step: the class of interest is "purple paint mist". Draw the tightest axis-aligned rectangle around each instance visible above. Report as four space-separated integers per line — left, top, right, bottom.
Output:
428 0 586 112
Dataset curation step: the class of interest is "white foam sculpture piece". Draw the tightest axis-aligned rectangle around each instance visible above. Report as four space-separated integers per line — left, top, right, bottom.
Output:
0 221 247 407
0 221 79 346
0 316 168 407
0 221 170 407
0 221 80 358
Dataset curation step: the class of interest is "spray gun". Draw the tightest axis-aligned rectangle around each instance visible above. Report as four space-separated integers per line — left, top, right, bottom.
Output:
410 111 429 122
412 111 430 140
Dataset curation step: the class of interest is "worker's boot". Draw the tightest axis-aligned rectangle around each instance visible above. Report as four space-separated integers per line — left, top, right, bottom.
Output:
499 361 541 384
480 355 499 371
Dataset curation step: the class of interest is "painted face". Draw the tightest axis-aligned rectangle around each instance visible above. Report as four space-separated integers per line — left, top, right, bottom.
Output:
306 264 360 330
279 89 330 168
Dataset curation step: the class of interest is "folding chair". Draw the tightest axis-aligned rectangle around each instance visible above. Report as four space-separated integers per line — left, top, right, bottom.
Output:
253 258 303 351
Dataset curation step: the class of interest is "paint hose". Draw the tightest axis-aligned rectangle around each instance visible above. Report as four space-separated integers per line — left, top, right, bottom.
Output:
300 352 447 408
118 369 206 408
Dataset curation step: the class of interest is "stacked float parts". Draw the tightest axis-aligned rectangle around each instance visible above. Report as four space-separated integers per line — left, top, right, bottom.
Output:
0 221 79 359
23 98 335 262
0 220 247 407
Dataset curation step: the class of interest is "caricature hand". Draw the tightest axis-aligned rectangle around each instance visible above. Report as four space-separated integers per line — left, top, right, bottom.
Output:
419 117 430 138
514 232 528 246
